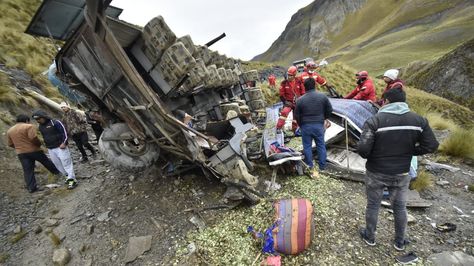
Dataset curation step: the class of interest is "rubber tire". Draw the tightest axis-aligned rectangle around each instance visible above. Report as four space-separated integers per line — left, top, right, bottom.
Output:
98 123 160 171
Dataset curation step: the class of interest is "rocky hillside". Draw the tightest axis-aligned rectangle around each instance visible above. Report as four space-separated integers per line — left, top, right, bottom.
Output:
403 38 474 110
253 0 474 75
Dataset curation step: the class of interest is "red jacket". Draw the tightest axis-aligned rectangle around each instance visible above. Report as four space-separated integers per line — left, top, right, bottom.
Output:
344 78 376 101
300 71 326 88
279 78 305 105
376 79 404 105
268 75 276 86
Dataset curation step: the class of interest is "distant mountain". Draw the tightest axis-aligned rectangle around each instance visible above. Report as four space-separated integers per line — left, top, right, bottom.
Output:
403 38 474 110
253 0 474 75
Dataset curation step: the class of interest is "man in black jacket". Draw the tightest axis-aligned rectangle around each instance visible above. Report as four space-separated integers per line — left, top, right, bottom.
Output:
32 110 78 189
357 88 438 251
294 78 332 172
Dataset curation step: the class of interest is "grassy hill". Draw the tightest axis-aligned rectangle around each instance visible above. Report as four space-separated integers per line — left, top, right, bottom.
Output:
254 0 474 76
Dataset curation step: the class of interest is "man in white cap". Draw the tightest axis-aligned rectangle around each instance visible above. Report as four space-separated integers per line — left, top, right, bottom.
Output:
60 102 96 163
376 69 404 106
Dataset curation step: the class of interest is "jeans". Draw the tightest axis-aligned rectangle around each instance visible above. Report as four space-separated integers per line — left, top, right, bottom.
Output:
72 131 95 159
301 122 326 170
18 151 60 192
364 170 410 243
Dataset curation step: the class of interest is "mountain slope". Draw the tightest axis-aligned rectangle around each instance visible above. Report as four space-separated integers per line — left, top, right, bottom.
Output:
403 38 474 110
253 0 474 75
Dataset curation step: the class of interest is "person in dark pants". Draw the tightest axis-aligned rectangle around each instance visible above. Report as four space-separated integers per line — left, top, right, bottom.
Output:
357 88 439 251
60 102 96 162
85 110 104 143
294 78 333 175
6 114 61 193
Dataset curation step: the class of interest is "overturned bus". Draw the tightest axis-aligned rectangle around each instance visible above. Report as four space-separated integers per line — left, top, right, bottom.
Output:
26 0 266 200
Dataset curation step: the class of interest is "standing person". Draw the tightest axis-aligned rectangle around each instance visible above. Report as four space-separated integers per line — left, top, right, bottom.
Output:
294 78 332 173
344 71 377 101
357 88 438 251
60 102 96 162
85 110 104 143
375 69 404 106
268 74 276 90
32 110 78 189
300 61 332 91
7 114 62 193
276 66 305 133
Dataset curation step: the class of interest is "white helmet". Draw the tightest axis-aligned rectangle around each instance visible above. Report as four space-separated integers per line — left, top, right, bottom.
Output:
383 69 399 80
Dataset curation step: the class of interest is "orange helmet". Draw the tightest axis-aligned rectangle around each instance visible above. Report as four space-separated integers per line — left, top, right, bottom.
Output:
287 66 298 76
356 71 368 79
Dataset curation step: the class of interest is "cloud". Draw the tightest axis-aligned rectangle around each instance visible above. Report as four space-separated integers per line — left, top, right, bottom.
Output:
111 0 313 60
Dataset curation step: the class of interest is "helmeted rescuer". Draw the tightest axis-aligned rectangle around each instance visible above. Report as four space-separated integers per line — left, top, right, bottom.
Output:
344 71 377 101
357 88 438 251
300 61 331 91
268 74 276 89
376 69 404 105
276 66 305 131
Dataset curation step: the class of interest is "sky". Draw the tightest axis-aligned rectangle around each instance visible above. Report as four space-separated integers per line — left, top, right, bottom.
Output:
111 0 314 61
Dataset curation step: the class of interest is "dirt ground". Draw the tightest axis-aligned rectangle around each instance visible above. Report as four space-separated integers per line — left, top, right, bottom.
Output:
0 135 473 265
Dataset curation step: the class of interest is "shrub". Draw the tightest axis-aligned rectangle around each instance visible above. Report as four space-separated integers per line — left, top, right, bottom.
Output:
439 128 474 160
409 170 433 192
426 112 458 131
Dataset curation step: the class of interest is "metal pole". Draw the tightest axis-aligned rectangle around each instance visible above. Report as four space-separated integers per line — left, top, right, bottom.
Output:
345 119 350 171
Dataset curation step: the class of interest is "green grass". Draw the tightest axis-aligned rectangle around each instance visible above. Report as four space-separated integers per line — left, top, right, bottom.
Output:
439 128 474 160
0 253 10 263
426 113 458 131
410 170 434 192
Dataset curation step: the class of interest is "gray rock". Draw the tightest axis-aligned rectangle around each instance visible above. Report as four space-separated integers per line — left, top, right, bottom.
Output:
13 225 22 234
436 180 450 187
84 259 92 266
128 175 136 182
124 235 152 263
86 224 94 235
52 248 71 266
428 251 474 266
45 218 59 227
425 161 461 173
189 216 206 230
33 225 42 234
407 214 416 224
97 211 110 222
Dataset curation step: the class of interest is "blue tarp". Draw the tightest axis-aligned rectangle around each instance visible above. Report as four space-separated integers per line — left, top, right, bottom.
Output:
328 98 378 132
48 63 86 104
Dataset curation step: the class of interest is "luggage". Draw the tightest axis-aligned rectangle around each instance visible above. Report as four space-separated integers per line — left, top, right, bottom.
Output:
273 198 314 254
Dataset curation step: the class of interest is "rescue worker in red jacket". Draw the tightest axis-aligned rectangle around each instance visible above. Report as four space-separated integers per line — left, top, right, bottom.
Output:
300 61 331 91
276 66 305 132
344 71 377 101
268 74 276 89
376 69 404 106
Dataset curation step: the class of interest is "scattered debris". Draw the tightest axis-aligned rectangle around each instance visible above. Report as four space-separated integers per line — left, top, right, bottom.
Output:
13 225 21 234
69 216 83 225
45 184 61 189
123 235 152 263
86 224 94 235
45 218 59 227
425 161 460 173
128 175 136 182
96 211 111 222
436 180 450 187
427 251 474 266
264 180 281 192
52 248 71 266
189 216 206 231
187 243 197 256
33 225 42 234
453 205 470 217
436 223 457 232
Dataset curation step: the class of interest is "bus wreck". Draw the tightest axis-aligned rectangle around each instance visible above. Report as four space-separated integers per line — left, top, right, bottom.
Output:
26 0 265 201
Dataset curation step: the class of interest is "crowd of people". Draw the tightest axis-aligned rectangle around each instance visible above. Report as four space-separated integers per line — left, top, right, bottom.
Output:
271 60 439 251
7 105 104 191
